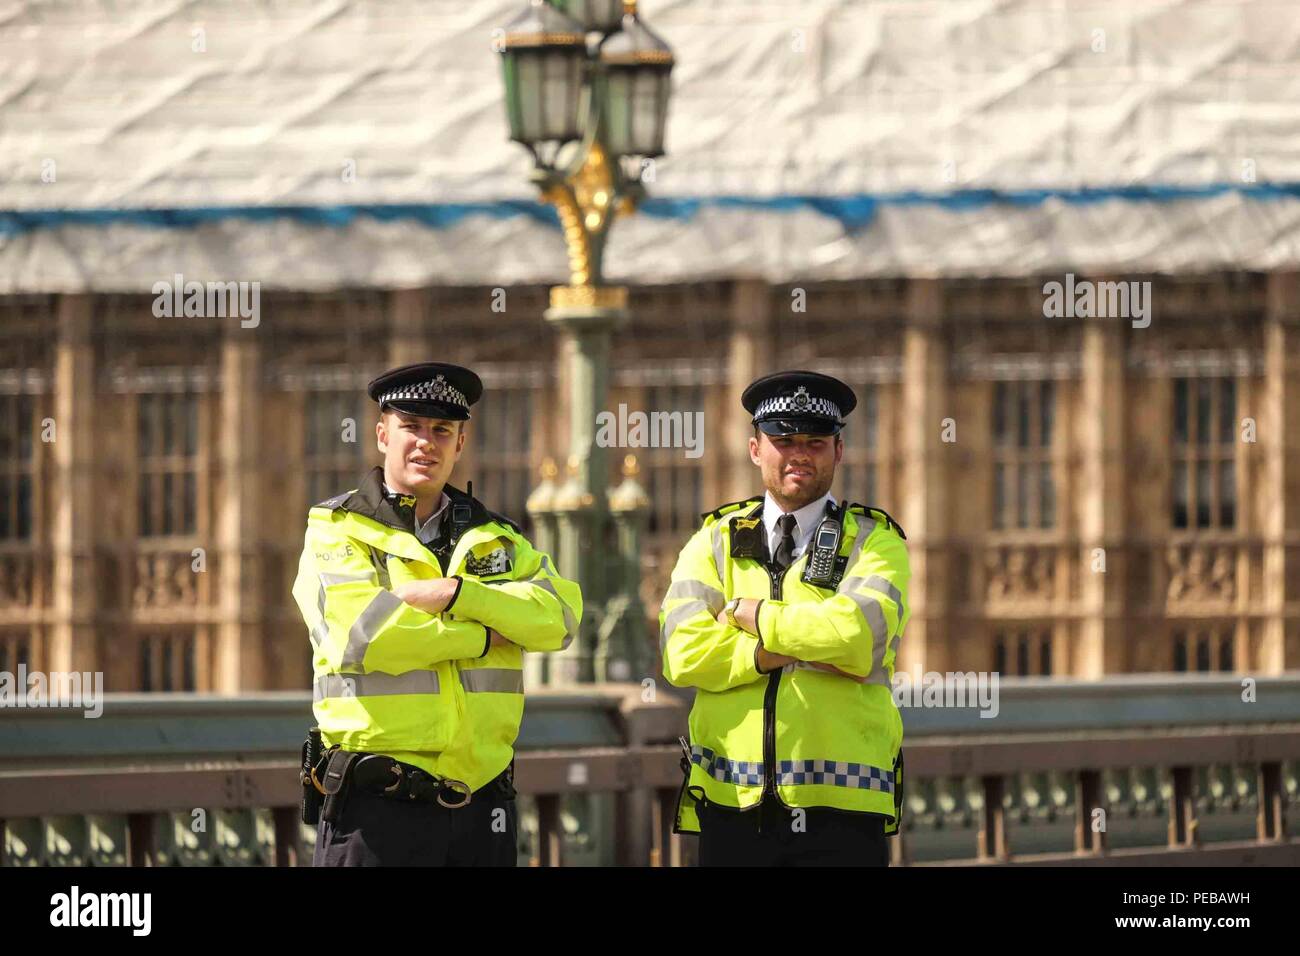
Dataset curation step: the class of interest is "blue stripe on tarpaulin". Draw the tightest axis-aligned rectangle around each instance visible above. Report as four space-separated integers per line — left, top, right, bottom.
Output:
2 182 1299 237
0 201 559 236
640 182 1300 230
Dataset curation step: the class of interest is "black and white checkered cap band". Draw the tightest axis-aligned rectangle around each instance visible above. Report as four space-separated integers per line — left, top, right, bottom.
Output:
754 393 842 421
378 376 469 410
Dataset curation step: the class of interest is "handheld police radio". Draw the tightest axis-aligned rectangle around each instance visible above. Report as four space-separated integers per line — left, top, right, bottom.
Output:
450 480 474 542
427 480 475 570
801 501 847 589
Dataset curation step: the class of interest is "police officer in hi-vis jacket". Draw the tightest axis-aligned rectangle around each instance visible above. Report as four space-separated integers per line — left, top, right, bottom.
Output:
660 370 909 866
293 362 582 866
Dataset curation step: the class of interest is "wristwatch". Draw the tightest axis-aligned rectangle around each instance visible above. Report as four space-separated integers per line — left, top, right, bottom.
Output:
724 598 742 629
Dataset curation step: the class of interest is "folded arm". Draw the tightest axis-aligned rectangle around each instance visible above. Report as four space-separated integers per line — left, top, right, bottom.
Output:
293 523 489 673
754 525 910 678
444 536 583 653
660 526 765 692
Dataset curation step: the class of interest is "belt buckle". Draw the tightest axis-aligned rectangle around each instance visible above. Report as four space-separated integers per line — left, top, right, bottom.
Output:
437 778 473 809
383 762 403 794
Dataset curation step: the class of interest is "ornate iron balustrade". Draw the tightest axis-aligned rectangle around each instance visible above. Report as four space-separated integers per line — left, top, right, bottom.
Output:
1 677 1297 866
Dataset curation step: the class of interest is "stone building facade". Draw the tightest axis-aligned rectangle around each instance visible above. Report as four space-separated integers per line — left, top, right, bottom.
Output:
2 271 1297 692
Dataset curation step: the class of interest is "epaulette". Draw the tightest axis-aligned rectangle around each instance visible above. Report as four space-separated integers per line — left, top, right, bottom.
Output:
701 495 763 522
848 503 906 540
313 490 356 512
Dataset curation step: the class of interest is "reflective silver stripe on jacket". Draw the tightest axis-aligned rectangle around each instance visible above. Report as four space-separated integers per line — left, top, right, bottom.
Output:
529 576 579 650
311 571 378 651
861 574 904 634
320 570 376 587
310 581 329 650
839 574 904 637
841 583 890 686
338 589 405 670
313 669 440 701
710 522 727 580
842 516 874 570
460 668 524 694
659 579 725 653
664 578 725 611
655 574 728 650
661 601 708 652
837 573 903 688
862 573 906 675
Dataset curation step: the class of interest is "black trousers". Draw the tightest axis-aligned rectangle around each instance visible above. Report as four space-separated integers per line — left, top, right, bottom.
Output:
313 772 518 867
697 796 889 867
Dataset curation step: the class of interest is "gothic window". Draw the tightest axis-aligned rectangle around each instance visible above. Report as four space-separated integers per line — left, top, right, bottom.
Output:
993 380 1055 530
1172 378 1236 530
137 392 198 537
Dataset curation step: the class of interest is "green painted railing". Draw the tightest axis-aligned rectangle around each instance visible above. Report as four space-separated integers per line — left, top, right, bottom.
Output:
2 676 1299 866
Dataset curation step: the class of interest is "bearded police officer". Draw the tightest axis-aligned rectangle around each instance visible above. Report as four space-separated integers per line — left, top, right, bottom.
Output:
660 370 909 866
292 362 582 866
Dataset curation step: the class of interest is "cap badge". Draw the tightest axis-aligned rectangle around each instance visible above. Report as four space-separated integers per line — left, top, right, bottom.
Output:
793 386 810 409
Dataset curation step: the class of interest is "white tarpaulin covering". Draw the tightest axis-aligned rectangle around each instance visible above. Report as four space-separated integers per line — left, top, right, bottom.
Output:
2 0 1298 291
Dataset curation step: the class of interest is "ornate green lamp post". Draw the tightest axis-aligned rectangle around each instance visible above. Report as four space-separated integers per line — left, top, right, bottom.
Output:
498 0 674 684
603 454 650 681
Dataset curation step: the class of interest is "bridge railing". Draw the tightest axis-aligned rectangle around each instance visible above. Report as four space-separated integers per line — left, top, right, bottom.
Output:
1 676 1297 865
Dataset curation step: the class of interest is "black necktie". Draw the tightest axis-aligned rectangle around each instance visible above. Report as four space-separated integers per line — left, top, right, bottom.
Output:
773 514 797 571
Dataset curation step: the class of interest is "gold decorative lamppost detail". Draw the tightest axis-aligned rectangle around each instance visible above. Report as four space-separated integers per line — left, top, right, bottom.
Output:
542 140 629 309
498 0 674 684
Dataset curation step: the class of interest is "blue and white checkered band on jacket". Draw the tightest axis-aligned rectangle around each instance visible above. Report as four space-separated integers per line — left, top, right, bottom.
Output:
377 374 469 411
753 386 842 422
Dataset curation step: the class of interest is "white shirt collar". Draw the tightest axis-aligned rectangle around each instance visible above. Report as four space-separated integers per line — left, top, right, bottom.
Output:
762 490 835 559
382 481 450 542
415 492 452 541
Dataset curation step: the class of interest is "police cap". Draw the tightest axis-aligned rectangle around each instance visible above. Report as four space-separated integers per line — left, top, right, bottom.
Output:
366 362 483 421
742 370 856 436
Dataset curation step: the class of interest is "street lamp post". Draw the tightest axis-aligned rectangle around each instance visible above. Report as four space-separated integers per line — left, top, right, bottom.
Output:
498 0 673 684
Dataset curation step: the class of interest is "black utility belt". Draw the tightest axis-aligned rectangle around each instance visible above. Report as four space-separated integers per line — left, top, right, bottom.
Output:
353 753 475 807
326 749 514 809
301 725 519 826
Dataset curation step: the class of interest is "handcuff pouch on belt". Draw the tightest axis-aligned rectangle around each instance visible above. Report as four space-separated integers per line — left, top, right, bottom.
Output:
320 747 362 825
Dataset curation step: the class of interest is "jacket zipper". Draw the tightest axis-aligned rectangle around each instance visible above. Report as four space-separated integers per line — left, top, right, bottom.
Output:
760 561 786 821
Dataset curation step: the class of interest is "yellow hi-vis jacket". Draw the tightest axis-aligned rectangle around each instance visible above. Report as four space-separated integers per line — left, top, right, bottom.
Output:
291 467 582 793
660 496 909 834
